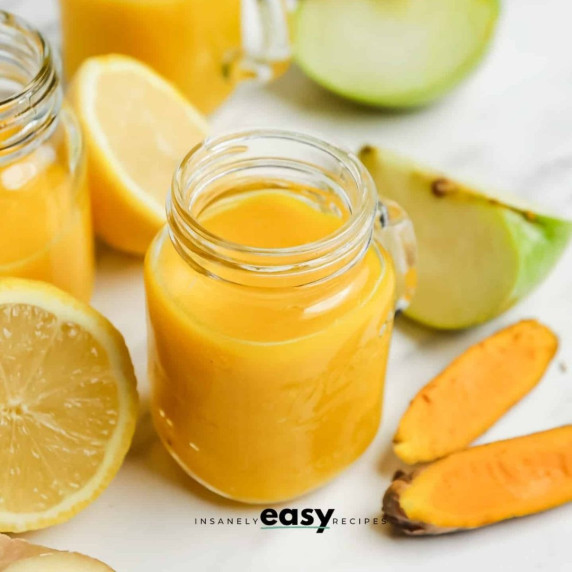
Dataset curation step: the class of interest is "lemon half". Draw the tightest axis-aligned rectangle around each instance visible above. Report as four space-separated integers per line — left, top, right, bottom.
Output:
0 279 138 532
70 55 209 255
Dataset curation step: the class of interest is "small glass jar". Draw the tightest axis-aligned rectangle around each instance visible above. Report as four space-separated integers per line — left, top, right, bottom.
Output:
58 0 290 114
0 12 94 302
145 130 416 503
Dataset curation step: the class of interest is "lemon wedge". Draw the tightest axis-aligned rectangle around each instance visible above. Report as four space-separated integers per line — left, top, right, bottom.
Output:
0 279 138 532
70 55 209 255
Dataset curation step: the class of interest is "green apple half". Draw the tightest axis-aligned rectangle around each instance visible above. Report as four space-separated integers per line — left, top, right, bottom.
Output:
294 0 500 108
359 146 572 329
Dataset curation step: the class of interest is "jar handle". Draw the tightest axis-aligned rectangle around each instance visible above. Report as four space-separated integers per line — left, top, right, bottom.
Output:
375 198 417 312
226 0 291 83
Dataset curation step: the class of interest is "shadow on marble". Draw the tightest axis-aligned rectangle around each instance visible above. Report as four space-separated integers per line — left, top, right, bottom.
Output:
370 515 407 540
265 65 431 118
126 395 241 508
129 405 245 509
94 240 143 272
394 313 460 344
129 396 156 455
376 440 406 481
392 315 478 370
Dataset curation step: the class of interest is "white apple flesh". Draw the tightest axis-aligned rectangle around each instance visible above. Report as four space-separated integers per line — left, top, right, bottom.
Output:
294 0 500 108
360 146 572 329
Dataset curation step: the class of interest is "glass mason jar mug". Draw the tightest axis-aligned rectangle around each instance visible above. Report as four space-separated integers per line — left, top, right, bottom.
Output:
144 130 416 503
58 0 291 114
0 12 94 302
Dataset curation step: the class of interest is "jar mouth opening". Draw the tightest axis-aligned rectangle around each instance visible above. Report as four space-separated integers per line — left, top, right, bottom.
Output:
0 11 51 108
170 129 377 257
0 11 61 161
167 129 380 287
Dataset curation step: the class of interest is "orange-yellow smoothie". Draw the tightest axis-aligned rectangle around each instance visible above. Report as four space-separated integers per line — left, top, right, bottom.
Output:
145 190 395 502
0 118 94 302
59 0 242 114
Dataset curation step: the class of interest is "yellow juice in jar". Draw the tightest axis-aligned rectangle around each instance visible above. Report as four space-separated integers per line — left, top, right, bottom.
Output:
0 115 94 302
145 190 395 502
59 0 242 114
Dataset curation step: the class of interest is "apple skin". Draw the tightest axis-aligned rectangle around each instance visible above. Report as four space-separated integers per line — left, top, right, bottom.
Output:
501 209 572 309
294 0 501 109
360 146 572 329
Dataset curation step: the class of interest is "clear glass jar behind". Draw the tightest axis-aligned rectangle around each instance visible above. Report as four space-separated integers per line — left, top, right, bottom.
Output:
144 130 414 503
0 12 94 302
58 0 290 114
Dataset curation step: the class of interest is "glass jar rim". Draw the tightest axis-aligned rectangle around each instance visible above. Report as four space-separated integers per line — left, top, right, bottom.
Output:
0 11 52 107
167 129 380 286
0 11 61 160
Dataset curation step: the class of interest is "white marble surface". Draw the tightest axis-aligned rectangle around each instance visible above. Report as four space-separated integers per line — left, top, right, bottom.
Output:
3 0 572 570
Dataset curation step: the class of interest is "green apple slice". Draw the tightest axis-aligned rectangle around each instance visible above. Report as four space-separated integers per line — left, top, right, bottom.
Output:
359 146 572 329
294 0 499 108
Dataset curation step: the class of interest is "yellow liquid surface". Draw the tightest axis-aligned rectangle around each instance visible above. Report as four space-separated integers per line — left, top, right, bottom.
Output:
59 0 242 114
0 119 94 302
203 191 346 248
145 191 395 502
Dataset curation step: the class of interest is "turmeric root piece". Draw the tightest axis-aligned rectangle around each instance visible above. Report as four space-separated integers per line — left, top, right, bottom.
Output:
383 426 572 535
394 319 558 464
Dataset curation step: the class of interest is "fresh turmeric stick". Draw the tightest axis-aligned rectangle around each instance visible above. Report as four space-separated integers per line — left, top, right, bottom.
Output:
383 426 572 535
393 319 558 464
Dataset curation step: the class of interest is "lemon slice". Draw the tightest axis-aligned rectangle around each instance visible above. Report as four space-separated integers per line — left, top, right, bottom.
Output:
0 279 138 532
70 55 209 255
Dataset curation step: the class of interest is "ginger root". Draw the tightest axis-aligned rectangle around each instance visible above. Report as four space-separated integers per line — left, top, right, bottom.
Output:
0 536 49 570
383 426 572 535
0 535 113 571
394 319 558 464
